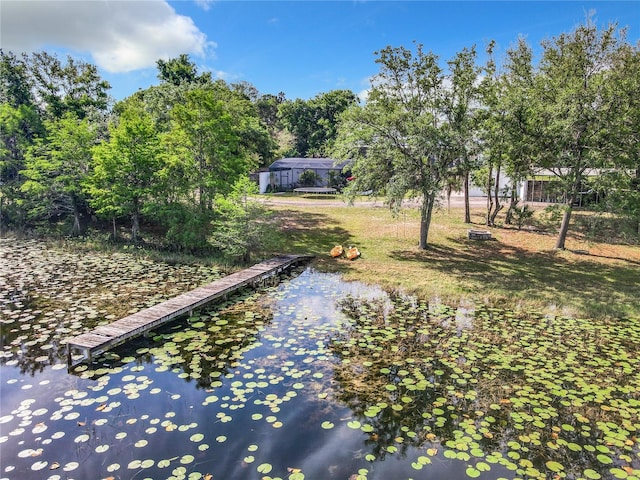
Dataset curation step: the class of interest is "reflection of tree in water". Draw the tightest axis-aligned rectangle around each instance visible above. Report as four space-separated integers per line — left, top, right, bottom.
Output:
85 293 273 389
329 295 640 478
1 238 222 376
0 292 65 376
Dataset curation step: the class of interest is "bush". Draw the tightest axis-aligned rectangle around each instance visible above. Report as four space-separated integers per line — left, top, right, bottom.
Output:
512 204 534 230
151 203 211 251
299 170 320 187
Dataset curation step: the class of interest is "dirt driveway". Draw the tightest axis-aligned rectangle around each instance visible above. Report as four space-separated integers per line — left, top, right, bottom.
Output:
257 194 490 209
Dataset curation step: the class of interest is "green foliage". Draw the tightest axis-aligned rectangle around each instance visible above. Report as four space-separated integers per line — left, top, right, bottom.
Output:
538 204 567 230
20 113 96 234
156 54 211 86
210 176 274 263
165 88 242 211
594 170 640 238
334 43 455 248
152 202 212 252
528 20 631 248
27 51 110 120
298 169 320 187
327 170 348 191
87 99 162 242
511 202 534 230
278 90 357 157
0 103 42 229
442 45 482 222
0 50 34 107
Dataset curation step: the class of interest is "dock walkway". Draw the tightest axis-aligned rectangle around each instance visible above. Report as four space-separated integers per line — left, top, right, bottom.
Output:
65 255 312 367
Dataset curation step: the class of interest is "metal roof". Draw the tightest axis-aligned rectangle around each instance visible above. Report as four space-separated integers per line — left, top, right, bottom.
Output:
268 157 351 171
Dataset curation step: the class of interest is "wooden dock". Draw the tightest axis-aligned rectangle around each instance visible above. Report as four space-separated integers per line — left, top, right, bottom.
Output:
65 254 313 367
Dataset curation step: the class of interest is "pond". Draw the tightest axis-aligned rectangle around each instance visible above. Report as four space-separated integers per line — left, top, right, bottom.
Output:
1 239 639 480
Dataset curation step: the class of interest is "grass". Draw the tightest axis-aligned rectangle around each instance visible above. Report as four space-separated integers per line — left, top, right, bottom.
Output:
23 193 637 321
262 195 640 321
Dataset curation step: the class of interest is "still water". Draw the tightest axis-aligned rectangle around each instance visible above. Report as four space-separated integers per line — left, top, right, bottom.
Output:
1 240 639 480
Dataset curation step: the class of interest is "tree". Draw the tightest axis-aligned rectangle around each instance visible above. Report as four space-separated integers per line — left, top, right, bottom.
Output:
156 53 211 86
595 39 640 236
88 100 162 242
164 87 245 213
477 38 535 227
210 176 275 263
279 90 358 157
0 50 43 230
529 20 630 249
255 92 286 132
498 38 537 225
334 43 453 249
28 51 110 121
0 50 34 107
441 46 481 224
21 113 96 234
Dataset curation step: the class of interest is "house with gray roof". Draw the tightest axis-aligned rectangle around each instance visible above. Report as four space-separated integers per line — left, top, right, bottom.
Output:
266 157 351 191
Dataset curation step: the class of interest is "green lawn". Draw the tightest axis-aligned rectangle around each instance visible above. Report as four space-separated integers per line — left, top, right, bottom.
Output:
263 196 640 321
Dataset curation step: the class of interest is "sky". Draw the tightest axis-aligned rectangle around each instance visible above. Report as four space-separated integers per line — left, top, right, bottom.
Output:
1 1 639 102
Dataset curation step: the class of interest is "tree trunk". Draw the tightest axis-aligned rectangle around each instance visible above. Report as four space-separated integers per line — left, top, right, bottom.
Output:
555 203 573 249
71 200 81 236
419 192 436 249
486 165 493 226
463 171 470 223
505 189 517 225
556 168 583 249
489 165 503 226
131 213 140 243
131 198 140 243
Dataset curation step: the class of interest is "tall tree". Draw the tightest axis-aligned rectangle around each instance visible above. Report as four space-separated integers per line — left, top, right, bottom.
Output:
530 20 629 249
442 45 481 224
499 38 537 224
164 87 246 213
210 176 274 263
88 100 162 242
334 44 452 249
28 51 110 120
595 39 640 235
21 113 96 234
477 39 535 226
279 89 358 157
0 50 43 230
156 53 211 86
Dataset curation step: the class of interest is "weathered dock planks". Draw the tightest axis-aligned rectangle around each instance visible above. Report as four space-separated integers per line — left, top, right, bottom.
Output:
65 254 313 367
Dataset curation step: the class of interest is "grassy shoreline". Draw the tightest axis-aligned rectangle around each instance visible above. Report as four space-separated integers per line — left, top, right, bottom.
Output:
263 196 640 321
8 195 638 321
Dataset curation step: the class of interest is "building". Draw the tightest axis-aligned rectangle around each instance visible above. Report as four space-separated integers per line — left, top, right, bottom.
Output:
265 158 351 191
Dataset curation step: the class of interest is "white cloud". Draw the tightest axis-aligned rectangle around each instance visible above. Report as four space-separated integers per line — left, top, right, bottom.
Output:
1 0 214 73
194 0 215 11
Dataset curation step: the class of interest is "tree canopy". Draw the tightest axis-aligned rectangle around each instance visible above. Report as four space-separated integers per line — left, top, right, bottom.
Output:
2 28 639 254
334 43 454 249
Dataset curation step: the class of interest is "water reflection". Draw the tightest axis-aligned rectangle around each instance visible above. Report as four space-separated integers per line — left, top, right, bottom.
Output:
1 241 639 480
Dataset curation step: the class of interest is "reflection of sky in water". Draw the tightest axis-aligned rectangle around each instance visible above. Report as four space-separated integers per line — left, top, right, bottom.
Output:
3 266 628 480
1 268 415 480
271 268 391 326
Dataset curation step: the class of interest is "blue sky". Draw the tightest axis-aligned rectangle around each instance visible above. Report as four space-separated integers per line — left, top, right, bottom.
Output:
2 1 639 101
